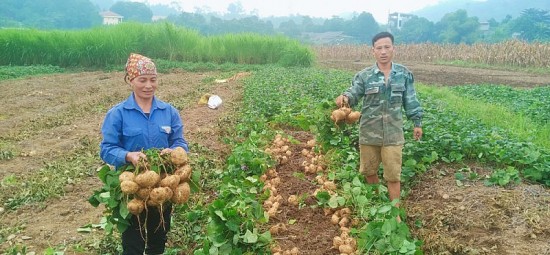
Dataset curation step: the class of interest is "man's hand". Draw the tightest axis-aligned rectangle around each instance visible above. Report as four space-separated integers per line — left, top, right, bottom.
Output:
413 127 423 141
126 151 147 166
335 95 348 108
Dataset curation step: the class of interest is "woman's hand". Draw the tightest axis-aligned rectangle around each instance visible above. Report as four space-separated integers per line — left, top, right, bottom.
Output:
160 148 173 155
126 151 147 166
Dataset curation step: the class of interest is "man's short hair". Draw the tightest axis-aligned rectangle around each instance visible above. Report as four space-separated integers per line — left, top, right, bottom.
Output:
372 32 394 46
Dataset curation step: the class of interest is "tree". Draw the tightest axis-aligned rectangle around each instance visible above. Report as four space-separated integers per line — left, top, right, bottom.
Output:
511 8 550 41
225 2 245 19
344 12 379 44
0 0 101 29
486 15 514 42
395 16 436 43
300 16 319 32
110 1 153 23
90 0 115 11
322 16 346 32
436 9 480 43
168 12 208 32
278 19 301 37
54 0 102 29
487 18 499 28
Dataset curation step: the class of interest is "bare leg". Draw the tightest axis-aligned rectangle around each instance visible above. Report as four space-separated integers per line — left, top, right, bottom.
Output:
387 181 401 204
388 181 401 222
366 174 379 184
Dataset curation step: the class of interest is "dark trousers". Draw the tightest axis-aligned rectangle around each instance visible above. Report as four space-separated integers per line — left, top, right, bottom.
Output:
122 204 172 255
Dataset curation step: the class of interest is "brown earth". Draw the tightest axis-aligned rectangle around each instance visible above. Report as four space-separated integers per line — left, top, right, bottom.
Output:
405 164 550 255
263 130 342 255
318 60 550 87
0 63 549 254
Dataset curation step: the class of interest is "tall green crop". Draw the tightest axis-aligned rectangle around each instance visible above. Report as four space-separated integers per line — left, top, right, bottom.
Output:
0 22 314 68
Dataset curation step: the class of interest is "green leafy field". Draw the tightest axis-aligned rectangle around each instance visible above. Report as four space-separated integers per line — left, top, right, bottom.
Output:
173 67 549 254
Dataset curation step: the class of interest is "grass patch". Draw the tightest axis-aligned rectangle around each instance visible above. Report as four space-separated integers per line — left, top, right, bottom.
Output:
0 65 65 81
418 84 550 149
0 139 101 210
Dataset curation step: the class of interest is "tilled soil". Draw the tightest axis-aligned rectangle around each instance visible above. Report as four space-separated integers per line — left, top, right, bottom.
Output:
405 163 550 255
318 60 550 87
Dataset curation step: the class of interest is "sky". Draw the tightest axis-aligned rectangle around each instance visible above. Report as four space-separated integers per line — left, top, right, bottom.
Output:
145 0 444 24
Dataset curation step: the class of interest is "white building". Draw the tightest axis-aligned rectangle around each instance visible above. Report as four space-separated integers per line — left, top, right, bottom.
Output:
387 12 414 32
152 16 167 22
100 11 123 25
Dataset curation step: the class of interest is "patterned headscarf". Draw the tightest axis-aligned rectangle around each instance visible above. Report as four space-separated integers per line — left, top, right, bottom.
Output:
125 53 157 81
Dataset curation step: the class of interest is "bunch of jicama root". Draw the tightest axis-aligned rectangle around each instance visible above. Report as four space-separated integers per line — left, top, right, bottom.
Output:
330 103 360 125
119 147 192 216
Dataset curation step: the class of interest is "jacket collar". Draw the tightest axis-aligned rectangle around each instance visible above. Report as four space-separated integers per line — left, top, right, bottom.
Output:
122 93 166 111
373 62 395 74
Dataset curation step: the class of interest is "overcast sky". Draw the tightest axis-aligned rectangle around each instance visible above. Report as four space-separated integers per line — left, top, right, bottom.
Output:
145 0 444 24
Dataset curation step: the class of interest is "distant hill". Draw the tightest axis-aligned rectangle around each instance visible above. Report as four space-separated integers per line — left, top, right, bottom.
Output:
413 0 550 22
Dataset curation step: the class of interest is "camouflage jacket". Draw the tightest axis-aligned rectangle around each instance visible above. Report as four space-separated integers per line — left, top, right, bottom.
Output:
343 62 423 146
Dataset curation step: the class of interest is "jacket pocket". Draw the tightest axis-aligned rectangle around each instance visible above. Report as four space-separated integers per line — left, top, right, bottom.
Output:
157 125 170 141
365 85 381 106
390 84 405 105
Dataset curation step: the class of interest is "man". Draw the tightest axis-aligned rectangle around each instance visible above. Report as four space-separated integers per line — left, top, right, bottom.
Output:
335 32 423 206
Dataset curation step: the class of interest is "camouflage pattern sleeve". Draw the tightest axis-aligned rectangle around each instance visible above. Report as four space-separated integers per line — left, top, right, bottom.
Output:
403 72 423 127
343 72 366 108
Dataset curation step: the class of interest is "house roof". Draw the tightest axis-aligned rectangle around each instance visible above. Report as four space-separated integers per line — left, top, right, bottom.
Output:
100 11 123 18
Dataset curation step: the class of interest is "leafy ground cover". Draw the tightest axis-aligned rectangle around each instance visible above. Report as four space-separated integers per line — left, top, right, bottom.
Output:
450 85 550 125
0 65 65 80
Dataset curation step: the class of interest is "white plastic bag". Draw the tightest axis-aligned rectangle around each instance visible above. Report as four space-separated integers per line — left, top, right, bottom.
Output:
207 95 222 109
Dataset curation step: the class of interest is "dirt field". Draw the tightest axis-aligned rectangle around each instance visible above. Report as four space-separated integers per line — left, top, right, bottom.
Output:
0 63 549 254
318 60 550 87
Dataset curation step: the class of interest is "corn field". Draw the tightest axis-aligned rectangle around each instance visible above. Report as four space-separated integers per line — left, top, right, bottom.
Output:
314 40 550 68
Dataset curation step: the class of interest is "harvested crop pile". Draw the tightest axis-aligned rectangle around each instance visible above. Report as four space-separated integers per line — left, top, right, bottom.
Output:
88 147 193 234
262 132 353 255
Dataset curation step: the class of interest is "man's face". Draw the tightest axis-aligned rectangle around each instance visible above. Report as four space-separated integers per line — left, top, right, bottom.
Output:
372 37 394 65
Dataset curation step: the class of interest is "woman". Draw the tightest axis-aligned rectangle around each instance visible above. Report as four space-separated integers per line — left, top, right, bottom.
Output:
100 53 189 254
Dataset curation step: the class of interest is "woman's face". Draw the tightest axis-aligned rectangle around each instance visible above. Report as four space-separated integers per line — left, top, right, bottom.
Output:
130 74 157 101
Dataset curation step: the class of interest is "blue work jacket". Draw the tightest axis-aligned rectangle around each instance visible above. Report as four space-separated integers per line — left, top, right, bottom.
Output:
100 93 189 168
